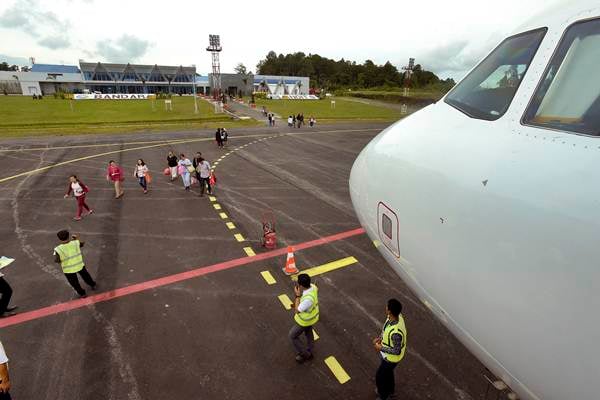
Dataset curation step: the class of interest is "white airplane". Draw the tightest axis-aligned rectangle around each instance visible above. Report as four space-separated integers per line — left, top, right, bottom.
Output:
350 2 600 400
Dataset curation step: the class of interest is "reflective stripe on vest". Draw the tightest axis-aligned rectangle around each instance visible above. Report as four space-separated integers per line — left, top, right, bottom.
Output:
294 284 319 327
381 315 407 363
55 240 84 274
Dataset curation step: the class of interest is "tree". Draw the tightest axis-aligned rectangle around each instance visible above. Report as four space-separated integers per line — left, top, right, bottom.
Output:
234 63 248 75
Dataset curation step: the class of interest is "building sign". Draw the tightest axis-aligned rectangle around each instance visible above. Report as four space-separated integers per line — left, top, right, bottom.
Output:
73 93 156 100
266 94 319 100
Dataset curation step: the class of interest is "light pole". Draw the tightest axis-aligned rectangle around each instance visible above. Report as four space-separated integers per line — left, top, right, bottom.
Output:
192 64 198 114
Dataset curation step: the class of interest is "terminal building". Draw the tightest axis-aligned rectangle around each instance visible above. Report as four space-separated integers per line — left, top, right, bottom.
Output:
0 61 309 97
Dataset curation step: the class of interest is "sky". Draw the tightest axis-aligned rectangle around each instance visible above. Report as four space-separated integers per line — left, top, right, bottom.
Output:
0 0 565 80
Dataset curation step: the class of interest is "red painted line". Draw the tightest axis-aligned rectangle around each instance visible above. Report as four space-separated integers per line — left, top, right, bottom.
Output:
0 227 365 329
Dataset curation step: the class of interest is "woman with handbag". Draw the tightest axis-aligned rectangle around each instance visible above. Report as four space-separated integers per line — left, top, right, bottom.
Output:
177 154 193 191
134 159 149 194
64 175 93 221
106 160 124 199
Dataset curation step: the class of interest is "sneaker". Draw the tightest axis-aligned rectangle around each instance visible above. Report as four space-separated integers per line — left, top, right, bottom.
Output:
73 216 82 221
90 284 97 290
87 209 94 215
0 311 17 318
295 354 305 363
79 293 87 298
5 306 18 312
143 190 148 194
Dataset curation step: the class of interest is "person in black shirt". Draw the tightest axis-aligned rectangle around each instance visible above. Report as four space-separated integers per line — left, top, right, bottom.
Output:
167 151 178 181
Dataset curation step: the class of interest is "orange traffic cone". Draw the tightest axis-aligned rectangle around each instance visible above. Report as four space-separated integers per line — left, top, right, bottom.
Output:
283 246 299 275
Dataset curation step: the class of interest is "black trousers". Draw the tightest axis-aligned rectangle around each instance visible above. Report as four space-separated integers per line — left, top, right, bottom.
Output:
376 358 398 400
199 177 211 195
0 277 13 314
64 266 96 296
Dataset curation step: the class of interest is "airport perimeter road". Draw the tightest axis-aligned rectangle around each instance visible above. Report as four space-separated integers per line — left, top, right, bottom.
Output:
0 123 488 400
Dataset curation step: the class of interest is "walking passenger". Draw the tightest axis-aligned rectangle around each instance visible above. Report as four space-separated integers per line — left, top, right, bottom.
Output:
192 152 203 183
134 159 149 194
287 115 293 127
64 175 93 221
215 128 224 148
268 113 272 127
288 273 319 363
106 160 124 198
220 128 228 147
178 154 193 191
196 156 212 197
309 116 316 127
373 298 407 400
167 151 178 181
54 230 97 298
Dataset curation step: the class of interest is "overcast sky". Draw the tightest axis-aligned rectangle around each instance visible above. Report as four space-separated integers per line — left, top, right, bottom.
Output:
0 0 565 80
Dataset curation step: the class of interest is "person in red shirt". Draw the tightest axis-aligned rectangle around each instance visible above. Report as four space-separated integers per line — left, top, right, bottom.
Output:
64 175 93 221
106 160 124 199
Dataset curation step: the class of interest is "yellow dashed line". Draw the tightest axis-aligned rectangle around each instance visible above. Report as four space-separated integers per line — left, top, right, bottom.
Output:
244 247 256 257
278 294 293 310
260 270 276 284
324 356 351 384
219 212 228 219
373 240 381 248
226 222 236 230
313 329 320 341
214 161 219 165
234 233 245 242
213 204 222 210
209 196 217 202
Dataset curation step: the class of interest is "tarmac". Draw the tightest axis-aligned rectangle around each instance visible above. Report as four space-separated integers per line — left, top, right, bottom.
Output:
0 123 490 399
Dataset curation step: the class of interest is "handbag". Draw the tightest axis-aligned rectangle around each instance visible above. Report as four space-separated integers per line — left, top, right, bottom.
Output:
186 165 196 174
145 172 152 184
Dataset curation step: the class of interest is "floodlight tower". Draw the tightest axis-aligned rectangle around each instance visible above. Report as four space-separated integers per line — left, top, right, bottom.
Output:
206 34 222 100
402 57 415 96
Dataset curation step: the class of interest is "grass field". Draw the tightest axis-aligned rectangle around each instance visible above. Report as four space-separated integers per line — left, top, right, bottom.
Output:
0 96 243 138
252 97 405 121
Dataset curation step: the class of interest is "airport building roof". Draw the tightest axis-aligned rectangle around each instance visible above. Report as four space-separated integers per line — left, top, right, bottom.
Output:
30 64 81 74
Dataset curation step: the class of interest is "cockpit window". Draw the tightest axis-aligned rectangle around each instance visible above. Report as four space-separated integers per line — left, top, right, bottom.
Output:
445 28 547 121
523 18 600 136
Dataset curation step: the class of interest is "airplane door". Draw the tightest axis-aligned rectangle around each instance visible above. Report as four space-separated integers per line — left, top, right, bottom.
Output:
378 202 400 258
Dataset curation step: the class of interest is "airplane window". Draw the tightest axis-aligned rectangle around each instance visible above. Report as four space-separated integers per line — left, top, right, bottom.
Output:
382 214 393 239
523 18 600 136
445 28 547 121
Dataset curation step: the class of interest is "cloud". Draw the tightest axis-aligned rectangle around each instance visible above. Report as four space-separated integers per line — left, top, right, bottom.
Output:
96 35 152 63
415 34 504 80
0 0 71 48
38 35 71 49
0 53 29 66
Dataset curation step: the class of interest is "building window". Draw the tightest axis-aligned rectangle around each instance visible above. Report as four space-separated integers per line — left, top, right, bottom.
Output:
445 28 547 121
523 18 600 136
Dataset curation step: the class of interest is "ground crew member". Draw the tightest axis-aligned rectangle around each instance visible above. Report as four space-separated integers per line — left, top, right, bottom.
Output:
373 298 406 400
54 230 96 298
288 273 319 363
0 340 11 398
0 259 17 318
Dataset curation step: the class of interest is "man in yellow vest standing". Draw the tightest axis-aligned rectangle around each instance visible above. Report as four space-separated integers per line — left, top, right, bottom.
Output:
288 273 319 363
373 298 406 400
54 230 96 298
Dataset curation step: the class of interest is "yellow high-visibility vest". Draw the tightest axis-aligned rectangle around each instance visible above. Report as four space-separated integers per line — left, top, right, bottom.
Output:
294 284 319 327
381 315 407 363
54 240 84 274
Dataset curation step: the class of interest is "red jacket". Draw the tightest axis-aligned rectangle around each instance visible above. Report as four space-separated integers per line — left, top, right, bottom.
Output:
107 165 123 181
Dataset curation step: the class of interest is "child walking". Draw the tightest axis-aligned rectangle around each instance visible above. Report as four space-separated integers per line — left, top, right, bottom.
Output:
134 159 149 194
106 160 124 198
64 175 93 221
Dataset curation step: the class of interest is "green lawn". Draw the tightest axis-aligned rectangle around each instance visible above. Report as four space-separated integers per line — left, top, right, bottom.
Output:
253 98 405 121
0 96 246 137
